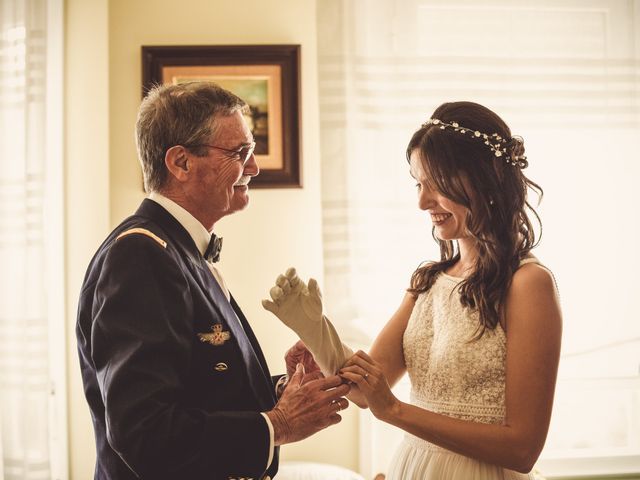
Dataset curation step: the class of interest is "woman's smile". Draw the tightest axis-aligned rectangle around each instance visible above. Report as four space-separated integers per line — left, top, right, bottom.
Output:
430 212 453 225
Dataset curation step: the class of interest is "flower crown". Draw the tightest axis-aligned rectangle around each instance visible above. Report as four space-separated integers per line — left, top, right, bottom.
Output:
422 118 528 169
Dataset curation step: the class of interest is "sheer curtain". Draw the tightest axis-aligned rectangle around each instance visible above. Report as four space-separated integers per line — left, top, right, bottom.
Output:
0 1 64 479
317 0 640 477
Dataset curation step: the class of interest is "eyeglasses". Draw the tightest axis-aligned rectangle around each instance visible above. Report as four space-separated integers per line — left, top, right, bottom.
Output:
185 141 256 164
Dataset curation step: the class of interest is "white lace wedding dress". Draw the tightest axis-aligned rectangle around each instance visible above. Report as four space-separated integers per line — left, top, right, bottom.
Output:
386 259 540 480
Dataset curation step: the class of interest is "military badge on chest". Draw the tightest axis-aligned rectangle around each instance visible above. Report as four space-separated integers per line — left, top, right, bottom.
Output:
198 323 231 346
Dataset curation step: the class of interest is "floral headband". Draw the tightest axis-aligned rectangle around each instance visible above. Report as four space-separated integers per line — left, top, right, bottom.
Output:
422 118 528 169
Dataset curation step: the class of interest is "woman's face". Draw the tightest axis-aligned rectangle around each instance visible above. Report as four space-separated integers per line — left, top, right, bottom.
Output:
409 149 470 241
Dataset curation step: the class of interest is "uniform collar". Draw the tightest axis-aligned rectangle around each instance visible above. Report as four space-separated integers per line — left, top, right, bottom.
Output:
148 192 212 257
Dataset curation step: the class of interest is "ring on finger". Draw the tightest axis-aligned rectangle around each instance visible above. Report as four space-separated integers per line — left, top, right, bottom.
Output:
363 373 369 379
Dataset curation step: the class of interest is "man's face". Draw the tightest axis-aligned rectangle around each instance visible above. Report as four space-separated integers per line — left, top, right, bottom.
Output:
188 111 259 225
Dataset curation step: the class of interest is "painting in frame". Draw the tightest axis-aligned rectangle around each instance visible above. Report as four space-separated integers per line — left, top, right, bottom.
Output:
142 45 301 188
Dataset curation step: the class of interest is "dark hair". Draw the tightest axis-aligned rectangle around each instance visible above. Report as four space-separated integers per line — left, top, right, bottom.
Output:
136 82 247 192
407 101 543 336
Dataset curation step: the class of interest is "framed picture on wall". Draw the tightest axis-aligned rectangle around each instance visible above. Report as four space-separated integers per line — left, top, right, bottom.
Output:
142 44 301 188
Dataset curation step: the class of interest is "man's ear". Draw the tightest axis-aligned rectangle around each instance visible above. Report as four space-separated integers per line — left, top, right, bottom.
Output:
165 145 191 182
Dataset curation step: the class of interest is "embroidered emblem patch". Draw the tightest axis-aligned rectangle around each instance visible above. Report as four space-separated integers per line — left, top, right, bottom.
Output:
198 324 231 346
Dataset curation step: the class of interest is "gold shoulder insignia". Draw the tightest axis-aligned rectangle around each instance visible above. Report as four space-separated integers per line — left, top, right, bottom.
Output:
116 228 167 248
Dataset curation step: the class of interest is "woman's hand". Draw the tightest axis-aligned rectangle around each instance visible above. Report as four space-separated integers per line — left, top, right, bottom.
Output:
339 350 401 421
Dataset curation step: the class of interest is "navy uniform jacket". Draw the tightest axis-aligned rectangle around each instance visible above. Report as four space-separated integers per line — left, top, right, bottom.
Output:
76 199 280 480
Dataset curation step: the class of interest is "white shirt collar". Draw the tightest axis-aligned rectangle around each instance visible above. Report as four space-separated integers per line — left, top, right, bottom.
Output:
148 192 212 257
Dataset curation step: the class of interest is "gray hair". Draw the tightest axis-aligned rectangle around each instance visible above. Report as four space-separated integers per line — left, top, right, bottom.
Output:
135 82 247 192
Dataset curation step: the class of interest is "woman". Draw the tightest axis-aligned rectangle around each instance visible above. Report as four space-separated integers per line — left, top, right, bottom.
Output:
263 101 562 479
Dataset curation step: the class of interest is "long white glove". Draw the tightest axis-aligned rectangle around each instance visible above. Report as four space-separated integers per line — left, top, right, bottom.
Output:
262 268 353 377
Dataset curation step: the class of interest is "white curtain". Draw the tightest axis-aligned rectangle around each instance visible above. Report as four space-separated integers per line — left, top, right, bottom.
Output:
317 0 640 477
0 0 52 479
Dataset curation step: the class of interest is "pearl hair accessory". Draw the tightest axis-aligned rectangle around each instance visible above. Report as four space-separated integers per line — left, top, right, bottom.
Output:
422 118 528 169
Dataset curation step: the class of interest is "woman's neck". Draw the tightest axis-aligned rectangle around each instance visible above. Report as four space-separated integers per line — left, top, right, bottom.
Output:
448 238 479 278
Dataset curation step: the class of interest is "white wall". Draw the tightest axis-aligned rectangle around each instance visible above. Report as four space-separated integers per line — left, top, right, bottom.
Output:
65 0 359 478
64 0 110 478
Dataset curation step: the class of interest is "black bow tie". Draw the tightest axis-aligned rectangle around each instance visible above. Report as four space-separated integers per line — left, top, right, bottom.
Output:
204 234 223 263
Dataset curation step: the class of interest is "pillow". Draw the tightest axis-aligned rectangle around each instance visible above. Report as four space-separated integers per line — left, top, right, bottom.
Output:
277 461 366 480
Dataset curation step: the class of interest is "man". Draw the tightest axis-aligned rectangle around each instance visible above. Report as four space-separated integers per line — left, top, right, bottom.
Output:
76 82 350 480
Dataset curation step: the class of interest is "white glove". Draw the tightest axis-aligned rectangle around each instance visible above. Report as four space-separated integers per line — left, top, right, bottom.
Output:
262 267 353 376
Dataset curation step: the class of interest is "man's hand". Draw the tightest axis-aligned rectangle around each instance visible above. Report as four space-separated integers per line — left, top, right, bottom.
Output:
266 363 350 445
285 340 322 378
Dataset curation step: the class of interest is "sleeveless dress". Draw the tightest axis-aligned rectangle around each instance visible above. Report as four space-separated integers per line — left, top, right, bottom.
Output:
386 258 541 480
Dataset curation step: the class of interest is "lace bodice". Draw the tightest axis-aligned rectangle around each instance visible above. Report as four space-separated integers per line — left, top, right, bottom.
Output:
403 270 513 425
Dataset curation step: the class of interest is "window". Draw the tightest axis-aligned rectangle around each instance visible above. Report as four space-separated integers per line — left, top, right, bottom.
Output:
0 0 66 478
